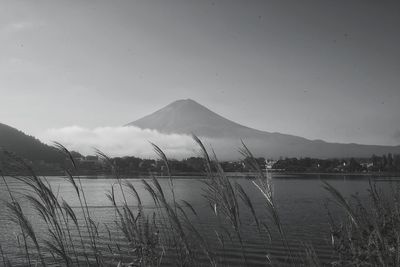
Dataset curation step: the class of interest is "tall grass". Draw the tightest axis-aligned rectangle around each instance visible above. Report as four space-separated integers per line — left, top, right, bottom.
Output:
323 179 400 266
0 136 399 266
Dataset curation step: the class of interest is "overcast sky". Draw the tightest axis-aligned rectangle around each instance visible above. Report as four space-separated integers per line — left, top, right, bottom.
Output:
1 0 399 146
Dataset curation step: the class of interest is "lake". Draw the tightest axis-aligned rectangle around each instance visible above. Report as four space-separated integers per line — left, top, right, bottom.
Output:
0 174 398 266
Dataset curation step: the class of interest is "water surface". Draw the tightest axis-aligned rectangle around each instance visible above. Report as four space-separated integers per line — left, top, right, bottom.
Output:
0 174 398 266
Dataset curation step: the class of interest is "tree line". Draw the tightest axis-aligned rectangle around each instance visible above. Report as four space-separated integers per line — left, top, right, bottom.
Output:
74 153 400 175
273 153 400 173
3 149 399 175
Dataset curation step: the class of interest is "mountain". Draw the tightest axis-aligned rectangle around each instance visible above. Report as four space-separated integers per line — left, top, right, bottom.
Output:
129 99 281 138
0 123 63 164
126 99 400 159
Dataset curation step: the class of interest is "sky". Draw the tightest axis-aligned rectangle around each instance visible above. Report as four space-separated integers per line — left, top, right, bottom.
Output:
1 0 400 149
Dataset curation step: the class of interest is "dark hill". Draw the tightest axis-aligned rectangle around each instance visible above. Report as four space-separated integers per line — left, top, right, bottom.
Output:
0 123 63 164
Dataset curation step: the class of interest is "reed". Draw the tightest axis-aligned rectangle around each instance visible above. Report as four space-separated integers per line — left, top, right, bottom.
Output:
324 178 400 266
1 136 399 266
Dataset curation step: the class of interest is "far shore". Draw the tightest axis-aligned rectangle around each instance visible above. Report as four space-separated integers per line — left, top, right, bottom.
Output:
27 171 400 180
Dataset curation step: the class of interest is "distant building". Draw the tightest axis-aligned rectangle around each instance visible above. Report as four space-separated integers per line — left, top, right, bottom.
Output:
360 162 373 169
75 155 104 171
264 159 277 171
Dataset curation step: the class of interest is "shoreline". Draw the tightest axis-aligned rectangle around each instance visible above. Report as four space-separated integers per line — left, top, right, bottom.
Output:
19 171 400 180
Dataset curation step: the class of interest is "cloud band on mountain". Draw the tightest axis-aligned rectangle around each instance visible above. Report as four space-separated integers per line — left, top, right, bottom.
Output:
39 126 200 158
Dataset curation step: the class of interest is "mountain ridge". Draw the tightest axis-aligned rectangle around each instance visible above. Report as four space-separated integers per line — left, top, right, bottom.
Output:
126 99 400 159
0 122 63 164
127 99 308 139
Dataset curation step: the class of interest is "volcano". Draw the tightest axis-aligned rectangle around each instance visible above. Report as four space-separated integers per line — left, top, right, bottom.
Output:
126 99 400 159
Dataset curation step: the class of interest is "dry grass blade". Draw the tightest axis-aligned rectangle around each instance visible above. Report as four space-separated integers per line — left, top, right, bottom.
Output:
24 195 50 223
95 148 114 168
302 242 321 267
124 181 142 207
6 201 46 266
322 180 359 228
62 200 78 227
180 200 197 217
150 142 178 215
235 182 261 232
53 142 77 169
239 140 296 265
64 169 80 197
238 140 263 175
192 134 212 174
150 142 171 177
0 245 11 267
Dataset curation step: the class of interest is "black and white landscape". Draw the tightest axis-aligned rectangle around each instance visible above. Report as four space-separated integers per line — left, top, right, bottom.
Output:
1 1 400 266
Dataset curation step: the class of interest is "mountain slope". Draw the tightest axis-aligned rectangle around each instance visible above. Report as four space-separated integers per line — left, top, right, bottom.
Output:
0 123 63 163
126 99 400 158
127 99 254 137
127 99 303 139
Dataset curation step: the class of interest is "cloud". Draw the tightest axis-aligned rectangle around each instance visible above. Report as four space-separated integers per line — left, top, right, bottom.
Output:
39 126 201 159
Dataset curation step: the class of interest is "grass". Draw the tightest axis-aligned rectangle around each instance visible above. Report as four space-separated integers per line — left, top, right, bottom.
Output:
324 179 400 266
0 136 399 266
